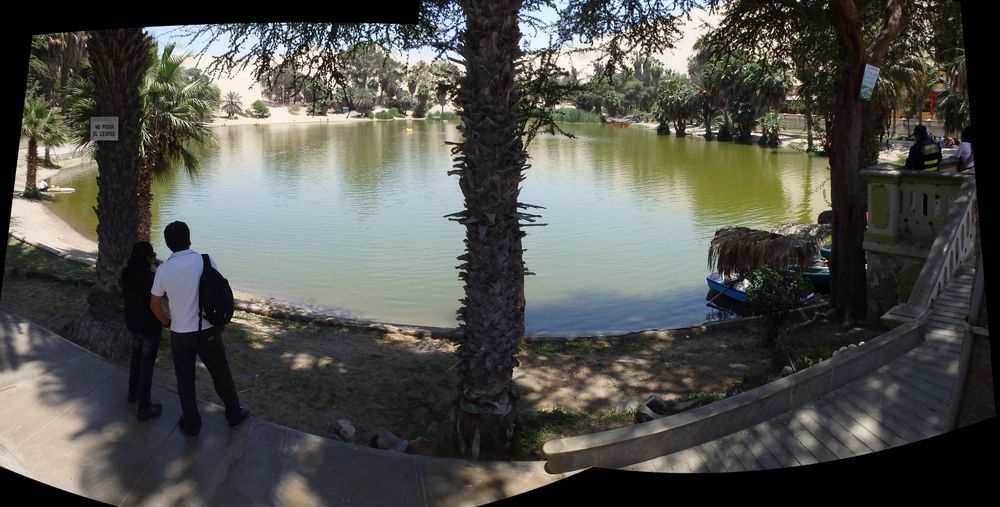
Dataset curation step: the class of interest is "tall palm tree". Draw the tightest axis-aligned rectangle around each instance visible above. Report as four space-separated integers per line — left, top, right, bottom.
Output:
136 44 217 240
655 73 698 136
448 0 531 460
222 91 243 119
28 32 89 107
39 110 71 168
63 43 218 242
71 28 152 359
26 36 51 92
20 94 51 199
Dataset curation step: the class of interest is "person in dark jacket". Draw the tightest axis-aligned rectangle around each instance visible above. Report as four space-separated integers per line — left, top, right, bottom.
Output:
121 241 164 421
904 124 942 171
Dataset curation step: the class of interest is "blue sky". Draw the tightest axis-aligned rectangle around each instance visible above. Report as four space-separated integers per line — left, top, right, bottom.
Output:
145 6 561 61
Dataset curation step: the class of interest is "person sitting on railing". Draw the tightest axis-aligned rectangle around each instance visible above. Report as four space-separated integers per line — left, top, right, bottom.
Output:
956 127 974 172
904 125 942 171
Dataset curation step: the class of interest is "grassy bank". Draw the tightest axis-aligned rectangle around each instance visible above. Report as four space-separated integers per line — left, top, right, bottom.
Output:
553 107 603 124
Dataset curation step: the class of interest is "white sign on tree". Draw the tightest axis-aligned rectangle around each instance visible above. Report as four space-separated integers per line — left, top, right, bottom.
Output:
90 117 118 141
859 65 881 101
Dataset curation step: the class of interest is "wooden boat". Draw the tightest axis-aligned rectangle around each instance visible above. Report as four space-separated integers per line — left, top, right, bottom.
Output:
706 272 750 303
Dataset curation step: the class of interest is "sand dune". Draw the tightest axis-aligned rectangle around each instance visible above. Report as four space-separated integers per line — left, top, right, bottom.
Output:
163 7 718 124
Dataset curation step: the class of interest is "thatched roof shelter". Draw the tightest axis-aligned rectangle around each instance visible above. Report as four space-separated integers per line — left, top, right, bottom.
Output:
708 226 820 281
768 222 832 244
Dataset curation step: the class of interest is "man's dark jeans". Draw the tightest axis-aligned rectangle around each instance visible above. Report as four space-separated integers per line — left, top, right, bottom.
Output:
128 331 162 409
170 328 242 432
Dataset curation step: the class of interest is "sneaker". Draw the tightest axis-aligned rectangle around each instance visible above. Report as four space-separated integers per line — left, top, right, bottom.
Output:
178 416 200 437
137 403 162 422
229 405 251 428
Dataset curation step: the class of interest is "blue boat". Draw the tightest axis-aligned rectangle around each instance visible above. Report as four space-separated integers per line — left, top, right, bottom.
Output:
706 272 817 304
706 272 750 303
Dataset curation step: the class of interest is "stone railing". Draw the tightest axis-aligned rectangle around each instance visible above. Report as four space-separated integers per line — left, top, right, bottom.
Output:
881 175 977 325
862 161 975 320
863 159 966 247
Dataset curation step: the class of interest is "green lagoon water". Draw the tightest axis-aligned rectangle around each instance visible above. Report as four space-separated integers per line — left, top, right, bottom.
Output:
46 121 831 334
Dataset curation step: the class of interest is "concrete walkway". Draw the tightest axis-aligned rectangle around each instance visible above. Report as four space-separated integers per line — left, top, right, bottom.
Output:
616 262 976 472
0 306 570 506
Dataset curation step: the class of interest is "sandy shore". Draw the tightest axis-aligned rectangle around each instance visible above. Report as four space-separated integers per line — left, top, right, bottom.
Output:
204 105 386 128
8 149 98 265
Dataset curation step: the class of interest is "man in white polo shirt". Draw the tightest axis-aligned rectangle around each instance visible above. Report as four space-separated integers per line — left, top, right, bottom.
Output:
150 221 249 437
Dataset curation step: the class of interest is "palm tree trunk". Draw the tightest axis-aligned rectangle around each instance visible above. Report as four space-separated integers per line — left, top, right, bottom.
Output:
805 106 814 152
450 0 528 459
137 162 154 242
25 138 40 197
703 101 714 140
71 28 151 360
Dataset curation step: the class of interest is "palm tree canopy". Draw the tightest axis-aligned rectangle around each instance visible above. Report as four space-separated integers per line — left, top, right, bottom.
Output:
39 110 71 149
222 91 243 118
21 94 51 139
140 43 217 178
708 226 820 281
63 43 217 174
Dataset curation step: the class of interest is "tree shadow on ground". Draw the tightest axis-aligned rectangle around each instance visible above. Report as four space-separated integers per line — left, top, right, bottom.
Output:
0 307 560 505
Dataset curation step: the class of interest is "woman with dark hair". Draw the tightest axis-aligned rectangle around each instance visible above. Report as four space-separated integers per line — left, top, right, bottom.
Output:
121 241 164 421
956 127 974 172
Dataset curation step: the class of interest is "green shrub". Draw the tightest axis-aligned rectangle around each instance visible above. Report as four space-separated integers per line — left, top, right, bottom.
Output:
288 104 301 115
745 266 813 342
250 100 271 119
370 108 406 120
307 101 329 116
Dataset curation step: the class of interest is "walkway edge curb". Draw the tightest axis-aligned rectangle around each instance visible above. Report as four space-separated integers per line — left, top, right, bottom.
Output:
542 310 928 473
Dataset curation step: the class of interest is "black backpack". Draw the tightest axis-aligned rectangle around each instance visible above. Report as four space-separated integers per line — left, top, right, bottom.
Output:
198 254 235 333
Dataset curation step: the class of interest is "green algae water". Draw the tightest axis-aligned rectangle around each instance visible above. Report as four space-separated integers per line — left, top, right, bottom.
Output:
46 121 831 334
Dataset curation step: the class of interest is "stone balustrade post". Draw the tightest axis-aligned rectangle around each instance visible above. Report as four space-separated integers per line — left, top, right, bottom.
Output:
860 159 971 324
